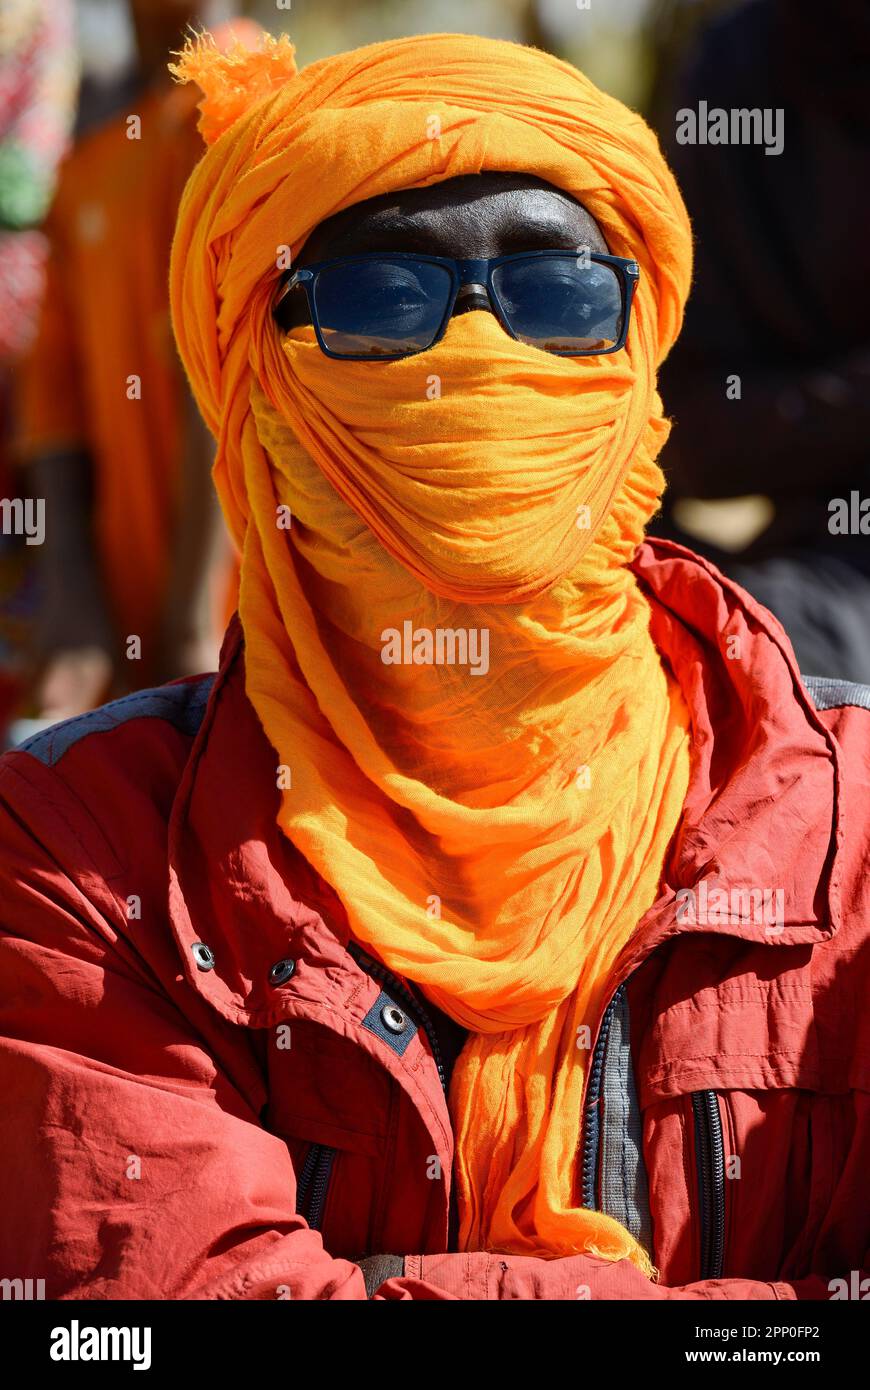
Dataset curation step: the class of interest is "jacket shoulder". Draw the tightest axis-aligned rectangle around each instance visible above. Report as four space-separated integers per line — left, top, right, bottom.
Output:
0 677 217 885
801 675 870 714
801 673 870 756
15 676 216 770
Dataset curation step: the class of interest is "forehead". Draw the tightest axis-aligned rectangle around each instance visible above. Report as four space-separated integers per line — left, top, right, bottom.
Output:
298 173 607 260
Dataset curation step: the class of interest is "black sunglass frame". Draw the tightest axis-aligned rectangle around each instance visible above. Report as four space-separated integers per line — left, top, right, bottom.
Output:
272 249 640 360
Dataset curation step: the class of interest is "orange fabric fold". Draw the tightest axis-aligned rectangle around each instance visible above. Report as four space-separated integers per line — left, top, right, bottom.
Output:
169 31 694 1271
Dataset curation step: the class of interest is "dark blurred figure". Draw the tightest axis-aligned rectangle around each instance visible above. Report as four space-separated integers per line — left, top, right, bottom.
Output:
652 0 870 681
13 1 249 726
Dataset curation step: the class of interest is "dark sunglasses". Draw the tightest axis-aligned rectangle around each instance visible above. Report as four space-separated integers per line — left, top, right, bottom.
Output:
272 249 639 360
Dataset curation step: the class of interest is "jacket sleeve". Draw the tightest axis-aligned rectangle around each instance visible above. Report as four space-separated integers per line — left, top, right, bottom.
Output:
372 1254 797 1300
0 761 366 1301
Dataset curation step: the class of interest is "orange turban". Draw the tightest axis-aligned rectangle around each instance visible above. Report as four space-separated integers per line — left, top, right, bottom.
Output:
170 31 694 1273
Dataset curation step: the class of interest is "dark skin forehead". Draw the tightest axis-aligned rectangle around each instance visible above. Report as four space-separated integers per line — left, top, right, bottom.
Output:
296 172 609 263
282 173 609 327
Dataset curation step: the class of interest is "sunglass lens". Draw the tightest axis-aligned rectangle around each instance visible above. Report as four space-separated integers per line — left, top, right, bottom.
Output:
313 258 453 357
491 256 625 354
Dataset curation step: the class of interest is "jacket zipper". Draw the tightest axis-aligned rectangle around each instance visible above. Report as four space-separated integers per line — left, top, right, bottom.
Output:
296 1142 337 1232
580 987 728 1282
579 984 625 1208
346 940 449 1095
691 1090 726 1280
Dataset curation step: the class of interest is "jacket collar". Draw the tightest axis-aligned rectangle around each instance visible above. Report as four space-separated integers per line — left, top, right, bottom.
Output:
168 538 842 1023
623 538 841 971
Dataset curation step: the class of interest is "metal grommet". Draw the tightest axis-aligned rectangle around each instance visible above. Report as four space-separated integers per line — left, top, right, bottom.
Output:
381 1003 408 1035
269 958 296 987
192 942 215 972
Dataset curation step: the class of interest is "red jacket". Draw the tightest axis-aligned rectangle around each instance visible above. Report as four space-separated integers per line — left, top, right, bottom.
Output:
1 539 868 1300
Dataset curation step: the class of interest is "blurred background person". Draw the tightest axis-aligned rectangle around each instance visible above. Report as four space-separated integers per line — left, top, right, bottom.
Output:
0 0 77 735
13 0 250 727
648 0 870 682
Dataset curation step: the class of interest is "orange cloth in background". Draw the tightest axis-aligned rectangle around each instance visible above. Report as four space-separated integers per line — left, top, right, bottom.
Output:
17 82 207 653
170 32 694 1270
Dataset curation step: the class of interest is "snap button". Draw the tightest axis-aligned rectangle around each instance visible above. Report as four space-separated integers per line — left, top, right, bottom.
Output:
381 1003 408 1034
269 958 296 986
192 942 215 972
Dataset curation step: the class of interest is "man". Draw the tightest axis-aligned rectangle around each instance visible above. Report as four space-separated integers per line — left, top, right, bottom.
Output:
15 1 243 723
0 31 867 1300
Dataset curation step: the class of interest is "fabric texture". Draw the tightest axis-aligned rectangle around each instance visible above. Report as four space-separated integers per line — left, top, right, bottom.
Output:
169 31 695 1269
